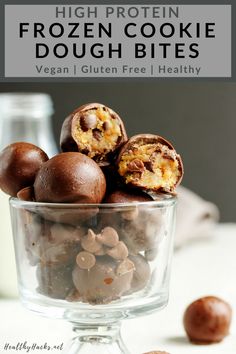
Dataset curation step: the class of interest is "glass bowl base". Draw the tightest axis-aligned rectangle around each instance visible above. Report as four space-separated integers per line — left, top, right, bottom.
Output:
20 288 169 322
19 290 169 353
65 323 130 354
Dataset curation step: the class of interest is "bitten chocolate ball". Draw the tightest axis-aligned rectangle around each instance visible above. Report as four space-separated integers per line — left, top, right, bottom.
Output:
183 296 232 344
34 152 106 203
117 134 183 192
60 103 127 166
0 142 48 197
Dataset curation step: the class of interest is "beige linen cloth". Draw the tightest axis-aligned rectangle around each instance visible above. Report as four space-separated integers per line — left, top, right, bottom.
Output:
175 186 219 248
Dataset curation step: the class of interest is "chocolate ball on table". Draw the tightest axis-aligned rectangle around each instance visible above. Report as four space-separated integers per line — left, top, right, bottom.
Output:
143 351 170 354
60 103 128 166
183 296 232 344
34 152 106 203
0 142 48 197
117 134 183 193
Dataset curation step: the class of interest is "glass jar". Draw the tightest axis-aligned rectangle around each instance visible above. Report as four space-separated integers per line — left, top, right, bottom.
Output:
10 196 176 353
0 93 58 297
0 93 57 156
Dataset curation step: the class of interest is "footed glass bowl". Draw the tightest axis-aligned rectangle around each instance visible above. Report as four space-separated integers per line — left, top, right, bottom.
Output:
10 195 176 354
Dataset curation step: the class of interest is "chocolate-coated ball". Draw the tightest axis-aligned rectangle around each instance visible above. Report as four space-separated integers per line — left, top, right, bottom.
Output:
0 142 48 197
183 296 232 344
72 256 134 304
143 352 170 354
129 254 151 293
104 188 153 204
60 103 127 166
34 152 106 203
28 221 83 267
143 351 170 354
104 188 153 221
36 262 74 299
117 134 183 192
17 186 35 201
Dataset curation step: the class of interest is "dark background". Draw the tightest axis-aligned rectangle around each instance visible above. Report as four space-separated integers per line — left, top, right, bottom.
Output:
0 82 235 222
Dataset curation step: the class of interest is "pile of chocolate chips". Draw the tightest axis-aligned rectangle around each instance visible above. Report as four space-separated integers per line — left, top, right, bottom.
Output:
0 102 184 305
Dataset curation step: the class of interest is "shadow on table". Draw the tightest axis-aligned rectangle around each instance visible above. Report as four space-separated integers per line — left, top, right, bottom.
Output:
163 336 189 346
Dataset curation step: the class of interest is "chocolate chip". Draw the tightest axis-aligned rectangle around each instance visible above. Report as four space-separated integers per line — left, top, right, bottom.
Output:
162 153 175 161
127 159 145 173
80 114 97 131
103 121 112 131
144 161 155 172
106 241 128 260
116 135 122 145
94 246 106 256
81 229 102 253
76 251 96 269
97 227 119 247
81 148 90 155
93 129 102 141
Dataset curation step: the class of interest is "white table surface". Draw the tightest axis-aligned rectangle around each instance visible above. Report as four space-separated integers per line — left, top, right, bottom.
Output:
0 223 236 354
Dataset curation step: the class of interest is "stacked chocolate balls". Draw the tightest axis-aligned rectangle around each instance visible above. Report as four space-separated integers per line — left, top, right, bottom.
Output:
0 102 183 305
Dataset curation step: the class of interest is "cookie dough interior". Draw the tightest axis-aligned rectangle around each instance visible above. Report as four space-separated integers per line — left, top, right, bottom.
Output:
72 106 122 159
118 143 181 191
